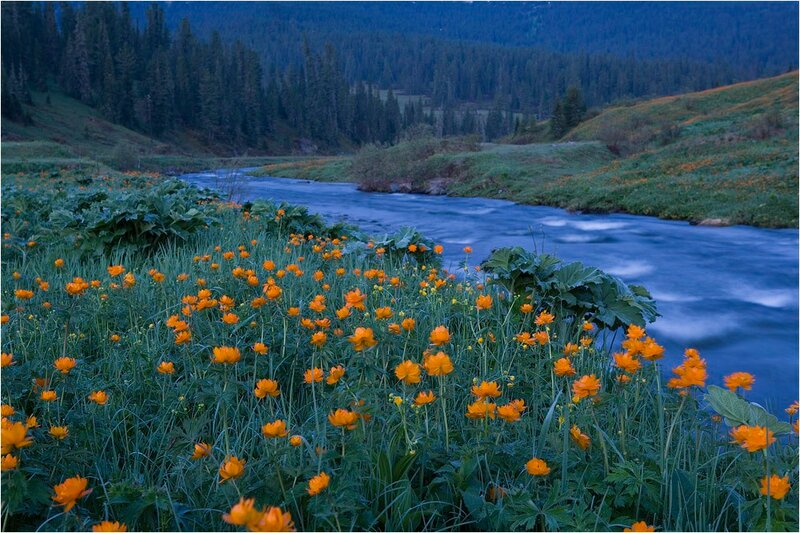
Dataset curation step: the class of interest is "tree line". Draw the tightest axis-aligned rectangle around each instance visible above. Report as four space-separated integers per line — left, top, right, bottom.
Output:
1 2 442 149
3 2 763 151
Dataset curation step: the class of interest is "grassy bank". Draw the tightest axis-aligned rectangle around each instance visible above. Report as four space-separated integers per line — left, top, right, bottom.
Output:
1 169 797 531
251 72 798 228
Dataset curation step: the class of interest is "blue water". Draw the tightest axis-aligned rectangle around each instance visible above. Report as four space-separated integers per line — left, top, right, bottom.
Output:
182 169 799 410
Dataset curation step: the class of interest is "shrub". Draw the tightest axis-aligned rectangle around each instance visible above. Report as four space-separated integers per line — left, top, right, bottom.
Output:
482 246 659 329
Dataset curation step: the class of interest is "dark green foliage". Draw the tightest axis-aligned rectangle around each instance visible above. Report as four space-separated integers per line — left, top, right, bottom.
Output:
1 179 220 256
369 227 441 267
481 246 659 329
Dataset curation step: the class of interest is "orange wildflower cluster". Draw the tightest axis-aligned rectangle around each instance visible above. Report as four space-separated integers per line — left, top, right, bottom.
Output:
223 498 295 532
667 348 707 390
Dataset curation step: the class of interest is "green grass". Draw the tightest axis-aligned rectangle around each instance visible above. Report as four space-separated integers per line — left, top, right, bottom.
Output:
246 157 353 182
252 72 798 228
1 171 797 531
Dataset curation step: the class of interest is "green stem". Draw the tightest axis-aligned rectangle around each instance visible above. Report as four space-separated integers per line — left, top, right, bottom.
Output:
439 377 449 450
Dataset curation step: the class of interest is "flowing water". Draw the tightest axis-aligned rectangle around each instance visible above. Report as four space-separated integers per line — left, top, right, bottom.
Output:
182 169 799 409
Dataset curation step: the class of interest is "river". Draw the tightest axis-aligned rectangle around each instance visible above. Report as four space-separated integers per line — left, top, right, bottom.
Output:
182 169 799 410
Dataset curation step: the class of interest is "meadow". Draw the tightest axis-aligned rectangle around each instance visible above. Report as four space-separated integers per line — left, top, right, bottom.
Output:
251 72 799 228
1 169 797 532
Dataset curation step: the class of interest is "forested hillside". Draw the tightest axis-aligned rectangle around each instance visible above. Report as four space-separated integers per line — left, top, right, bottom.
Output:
154 1 798 110
155 2 797 71
2 1 797 153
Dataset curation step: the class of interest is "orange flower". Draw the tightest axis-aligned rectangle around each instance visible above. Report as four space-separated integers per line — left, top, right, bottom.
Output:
738 426 775 453
0 405 13 417
344 288 367 310
253 342 269 355
723 372 755 392
41 390 57 401
219 456 246 483
52 475 92 511
255 379 280 398
1 454 19 471
533 331 549 345
49 426 69 440
525 457 550 476
626 324 646 340
290 435 303 447
262 420 289 438
729 425 751 445
667 358 707 389
475 294 492 310
401 318 416 331
310 331 328 347
760 474 791 500
211 346 241 364
54 258 65 268
349 327 377 351
414 390 436 406
251 506 295 532
520 303 533 314
563 343 579 356
335 306 351 319
221 312 239 325
157 361 175 374
534 311 554 326
304 368 324 384
223 498 262 528
54 356 77 374
327 365 346 385
785 401 799 416
14 289 34 300
424 351 454 376
570 425 591 450
92 521 127 532
307 471 330 496
88 391 108 405
471 380 502 399
614 352 641 374
553 357 576 377
497 404 521 422
191 442 211 460
265 284 282 300
624 522 655 532
0 353 12 367
107 265 125 277
428 325 450 346
122 272 136 288
463 246 473 254
1 418 33 454
66 277 90 296
508 399 527 413
374 306 393 319
395 361 422 385
388 323 401 334
572 374 601 402
328 409 359 430
641 339 664 361
465 399 496 420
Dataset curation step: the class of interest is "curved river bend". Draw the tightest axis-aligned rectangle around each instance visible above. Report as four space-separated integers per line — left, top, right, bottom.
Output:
182 169 799 409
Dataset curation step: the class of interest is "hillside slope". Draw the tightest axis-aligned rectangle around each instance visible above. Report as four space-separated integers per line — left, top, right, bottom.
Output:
253 72 799 227
556 72 798 226
1 91 298 174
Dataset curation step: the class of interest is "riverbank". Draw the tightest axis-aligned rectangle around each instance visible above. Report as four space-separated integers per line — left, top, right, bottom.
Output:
250 72 798 228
